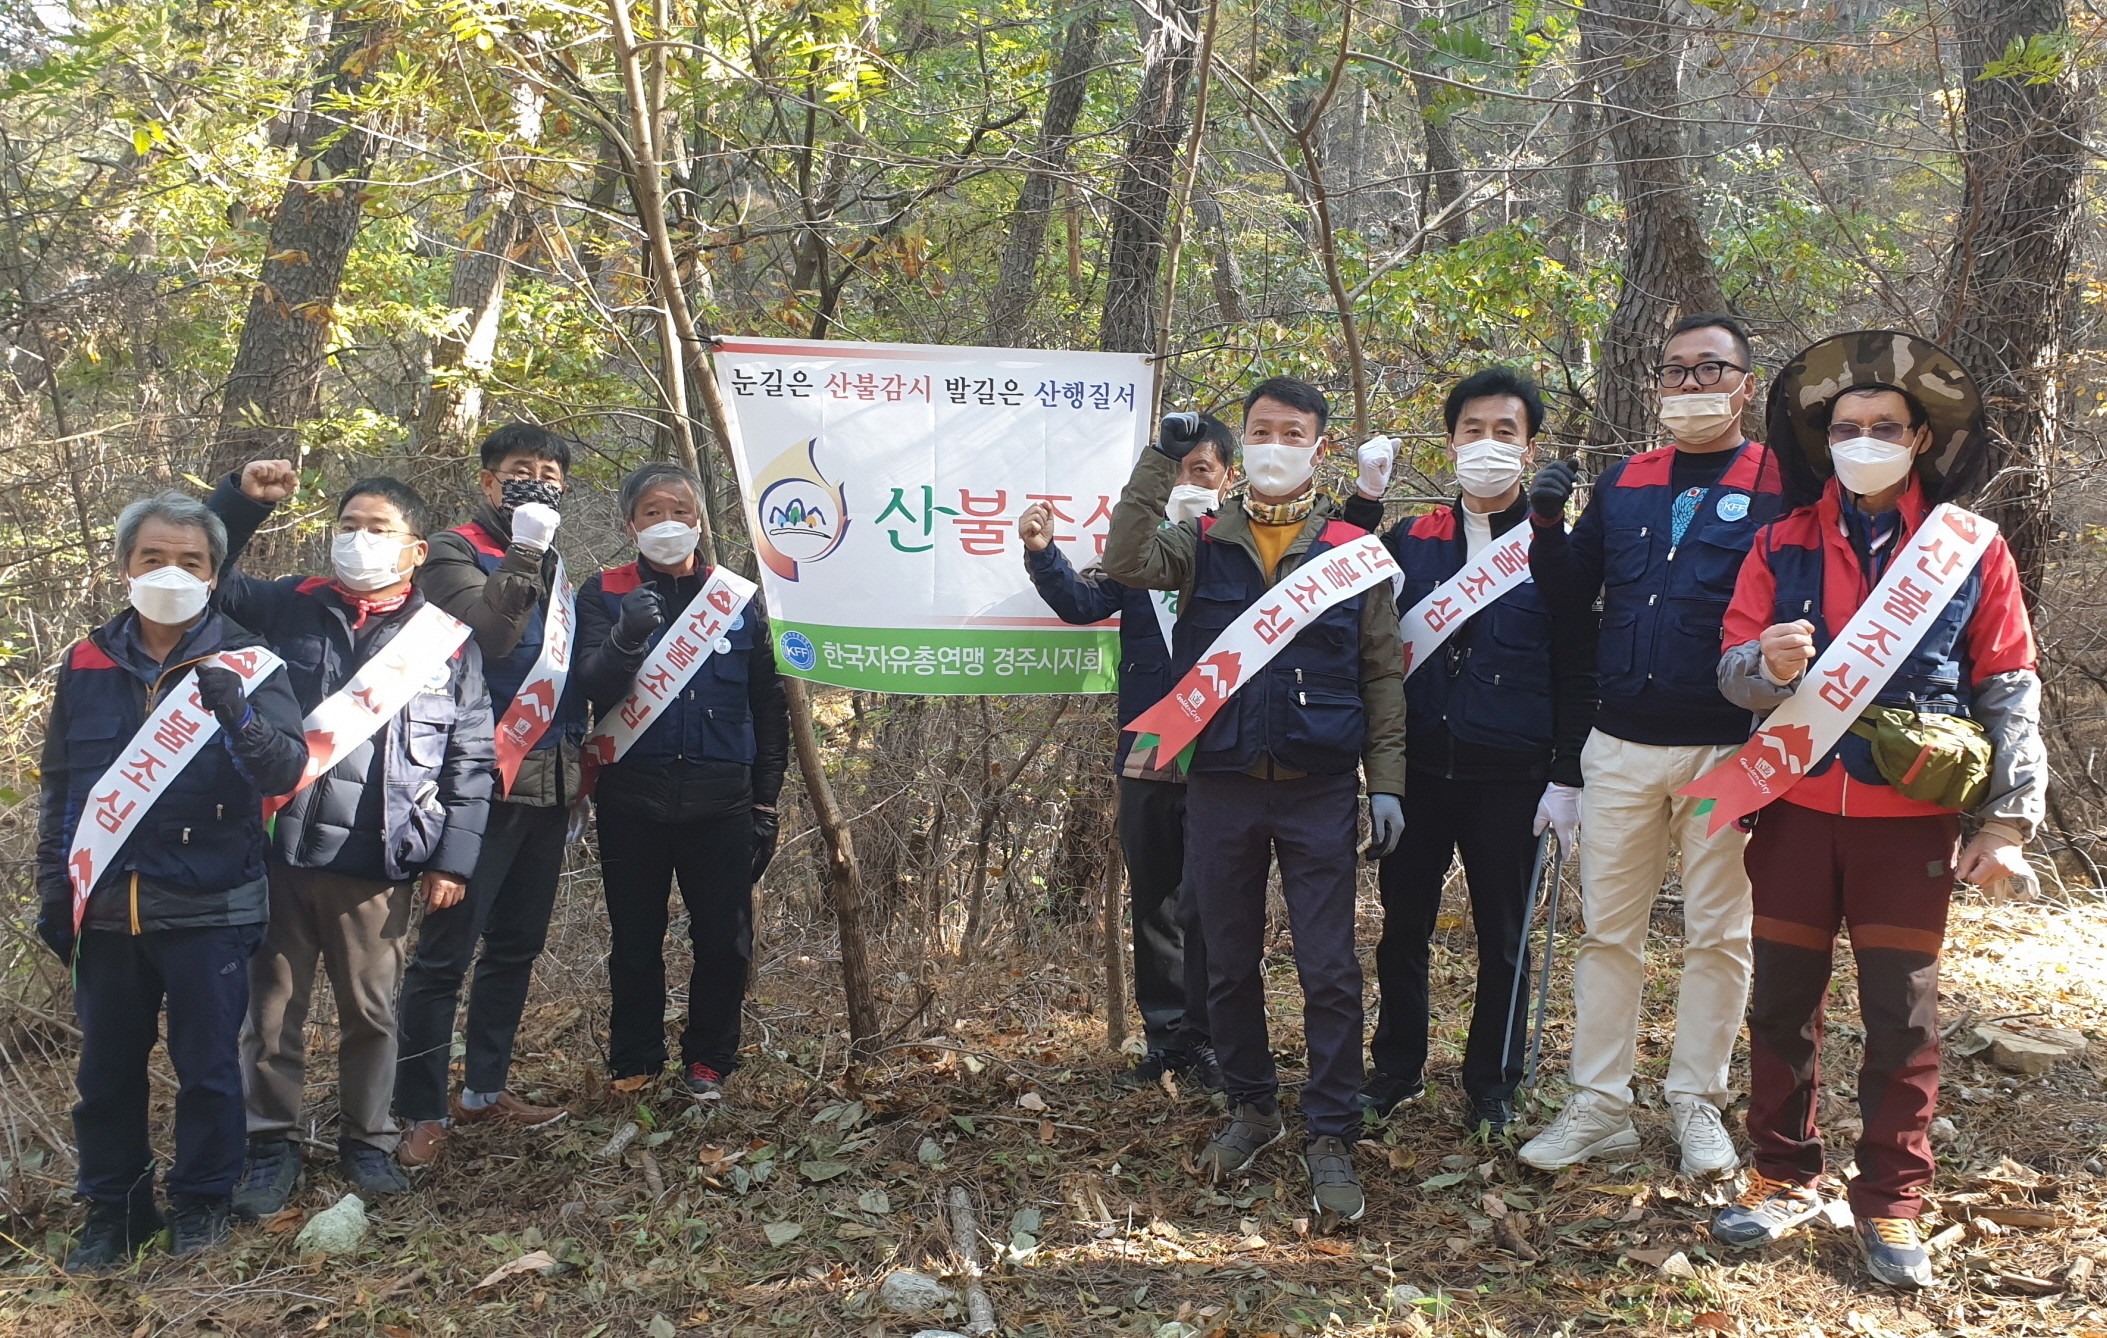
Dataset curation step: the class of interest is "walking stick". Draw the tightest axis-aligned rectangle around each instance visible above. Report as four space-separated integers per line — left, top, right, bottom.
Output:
1524 838 1567 1090
1498 831 1555 1088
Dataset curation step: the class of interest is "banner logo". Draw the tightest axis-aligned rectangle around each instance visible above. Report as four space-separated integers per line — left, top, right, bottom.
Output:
752 437 849 581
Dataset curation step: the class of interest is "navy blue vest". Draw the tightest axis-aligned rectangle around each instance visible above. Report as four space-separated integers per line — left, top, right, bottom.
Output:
1170 516 1369 776
594 563 758 770
1391 507 1554 757
454 521 578 751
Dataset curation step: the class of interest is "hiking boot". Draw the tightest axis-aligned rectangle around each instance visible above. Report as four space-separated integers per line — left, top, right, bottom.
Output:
231 1138 302 1221
1464 1094 1513 1138
1359 1070 1426 1120
1305 1134 1366 1221
397 1119 448 1168
1182 1045 1225 1094
339 1141 411 1197
1116 1050 1181 1091
451 1091 568 1128
168 1196 231 1257
1195 1100 1286 1181
683 1063 726 1101
1710 1172 1824 1248
1857 1216 1934 1289
1671 1097 1739 1177
1518 1097 1640 1171
66 1192 162 1273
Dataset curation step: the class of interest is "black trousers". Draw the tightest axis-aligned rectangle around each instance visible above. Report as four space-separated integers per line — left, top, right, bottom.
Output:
1117 776 1209 1054
1187 769 1364 1138
1371 775 1542 1102
394 799 566 1122
599 802 755 1078
74 923 264 1205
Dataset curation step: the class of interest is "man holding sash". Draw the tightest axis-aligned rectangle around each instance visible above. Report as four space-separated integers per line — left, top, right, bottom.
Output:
204 466 495 1214
1019 414 1234 1097
575 463 789 1103
1339 369 1598 1137
1693 333 2042 1288
36 492 308 1270
1105 377 1408 1223
396 423 583 1163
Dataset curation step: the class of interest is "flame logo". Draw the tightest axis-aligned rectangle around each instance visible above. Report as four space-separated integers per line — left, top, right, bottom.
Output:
750 437 849 581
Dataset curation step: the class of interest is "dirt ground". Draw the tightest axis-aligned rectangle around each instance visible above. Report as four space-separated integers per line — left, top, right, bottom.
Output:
2 864 2104 1338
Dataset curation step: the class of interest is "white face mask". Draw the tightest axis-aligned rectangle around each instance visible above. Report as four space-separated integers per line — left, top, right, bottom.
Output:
331 532 412 592
1452 438 1527 499
1658 390 1740 445
1164 484 1219 525
1828 436 1917 497
128 565 211 626
636 520 700 566
1242 439 1319 497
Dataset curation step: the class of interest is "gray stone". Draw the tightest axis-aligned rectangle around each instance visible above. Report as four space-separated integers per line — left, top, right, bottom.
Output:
293 1193 367 1255
1977 1024 2088 1076
879 1269 957 1314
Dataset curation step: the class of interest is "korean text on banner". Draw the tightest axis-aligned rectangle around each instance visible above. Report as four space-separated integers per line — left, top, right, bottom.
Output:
1679 504 1998 835
1397 528 1534 679
493 555 575 796
715 338 1151 695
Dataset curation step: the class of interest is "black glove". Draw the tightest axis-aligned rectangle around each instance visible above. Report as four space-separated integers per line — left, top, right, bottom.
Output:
37 907 75 965
750 806 780 883
614 585 665 652
194 663 249 732
1529 458 1580 524
1151 411 1206 461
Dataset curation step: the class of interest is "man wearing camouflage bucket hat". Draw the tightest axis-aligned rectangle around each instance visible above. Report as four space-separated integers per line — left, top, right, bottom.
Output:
1703 330 2045 1288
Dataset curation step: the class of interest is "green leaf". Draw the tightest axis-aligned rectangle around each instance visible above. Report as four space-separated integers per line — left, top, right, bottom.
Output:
951 1114 976 1135
763 1221 803 1246
800 1160 850 1182
857 1189 891 1214
1419 1171 1471 1190
647 1316 677 1338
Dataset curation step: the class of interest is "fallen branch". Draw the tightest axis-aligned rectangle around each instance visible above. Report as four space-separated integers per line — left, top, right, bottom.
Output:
948 1185 997 1337
598 1122 641 1161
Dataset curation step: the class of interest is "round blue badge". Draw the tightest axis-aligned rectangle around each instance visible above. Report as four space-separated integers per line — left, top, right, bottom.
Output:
728 613 745 632
780 629 817 671
1716 493 1750 522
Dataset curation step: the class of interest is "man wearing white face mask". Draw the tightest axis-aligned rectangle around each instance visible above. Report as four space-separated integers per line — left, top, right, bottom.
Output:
574 463 789 1104
1337 369 1598 1138
1521 314 1784 1178
1020 415 1235 1096
37 488 309 1270
205 467 495 1216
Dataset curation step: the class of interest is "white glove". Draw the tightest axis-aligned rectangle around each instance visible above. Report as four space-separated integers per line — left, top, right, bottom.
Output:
1532 782 1581 859
1356 436 1399 500
510 501 562 551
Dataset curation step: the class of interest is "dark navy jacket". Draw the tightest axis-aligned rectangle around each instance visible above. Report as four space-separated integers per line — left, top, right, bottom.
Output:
574 559 790 824
1384 497 1597 786
1024 541 1172 775
36 610 309 934
1530 439 1783 746
1174 515 1372 777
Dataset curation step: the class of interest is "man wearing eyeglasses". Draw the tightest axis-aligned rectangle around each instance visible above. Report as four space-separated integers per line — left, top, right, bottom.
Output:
1520 314 1784 1177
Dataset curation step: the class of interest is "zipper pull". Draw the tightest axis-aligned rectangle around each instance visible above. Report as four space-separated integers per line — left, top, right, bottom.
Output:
181 827 191 844
216 804 224 819
1299 690 1307 705
1666 545 1678 561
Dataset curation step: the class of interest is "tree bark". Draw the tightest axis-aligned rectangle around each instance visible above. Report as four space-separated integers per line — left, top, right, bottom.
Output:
1580 0 1727 455
1098 0 1206 353
1192 185 1248 324
987 9 1104 341
785 677 883 1063
213 12 383 470
416 185 527 455
1939 0 2085 598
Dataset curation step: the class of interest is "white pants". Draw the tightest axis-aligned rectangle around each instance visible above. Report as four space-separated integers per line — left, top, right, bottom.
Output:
1567 730 1753 1117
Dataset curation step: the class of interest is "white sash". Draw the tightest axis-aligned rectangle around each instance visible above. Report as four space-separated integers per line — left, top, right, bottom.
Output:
265 602 472 816
581 565 761 779
1397 526 1535 679
1682 504 1998 835
493 554 576 796
66 645 287 930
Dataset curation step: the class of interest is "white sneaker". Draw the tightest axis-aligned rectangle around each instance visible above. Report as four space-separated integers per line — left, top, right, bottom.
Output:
1670 1097 1739 1178
1518 1098 1641 1171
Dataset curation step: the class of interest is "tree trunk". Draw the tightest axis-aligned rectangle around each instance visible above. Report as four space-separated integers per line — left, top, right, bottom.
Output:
1097 0 1206 353
416 185 527 455
1399 1 1466 248
1939 0 2085 598
213 12 383 470
987 9 1104 341
785 677 883 1063
1580 0 1727 455
1192 185 1248 324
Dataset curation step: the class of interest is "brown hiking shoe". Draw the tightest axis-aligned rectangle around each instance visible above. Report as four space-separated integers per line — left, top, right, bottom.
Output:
397 1119 449 1168
451 1091 569 1128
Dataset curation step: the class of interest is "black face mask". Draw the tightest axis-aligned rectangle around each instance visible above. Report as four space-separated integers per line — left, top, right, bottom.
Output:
499 476 564 514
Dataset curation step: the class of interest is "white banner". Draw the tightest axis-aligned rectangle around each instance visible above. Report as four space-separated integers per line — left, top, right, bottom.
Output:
66 645 287 930
265 602 472 816
1397 527 1535 679
1682 504 1998 834
715 337 1151 694
580 566 760 783
493 554 575 796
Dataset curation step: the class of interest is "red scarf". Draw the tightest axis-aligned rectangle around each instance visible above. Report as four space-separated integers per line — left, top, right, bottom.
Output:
332 582 412 629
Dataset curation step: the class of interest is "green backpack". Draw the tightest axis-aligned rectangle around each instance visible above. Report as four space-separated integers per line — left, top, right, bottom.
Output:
1846 705 1993 811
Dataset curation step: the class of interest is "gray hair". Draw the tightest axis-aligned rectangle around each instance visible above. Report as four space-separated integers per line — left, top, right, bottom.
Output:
115 490 227 571
618 462 704 522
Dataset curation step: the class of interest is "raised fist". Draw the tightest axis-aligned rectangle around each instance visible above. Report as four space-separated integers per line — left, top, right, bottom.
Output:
1529 458 1581 524
614 584 665 651
239 459 299 505
1153 411 1206 461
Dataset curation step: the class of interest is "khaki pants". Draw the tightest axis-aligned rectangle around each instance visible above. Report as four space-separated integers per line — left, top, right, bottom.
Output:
1567 731 1753 1117
243 864 415 1151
